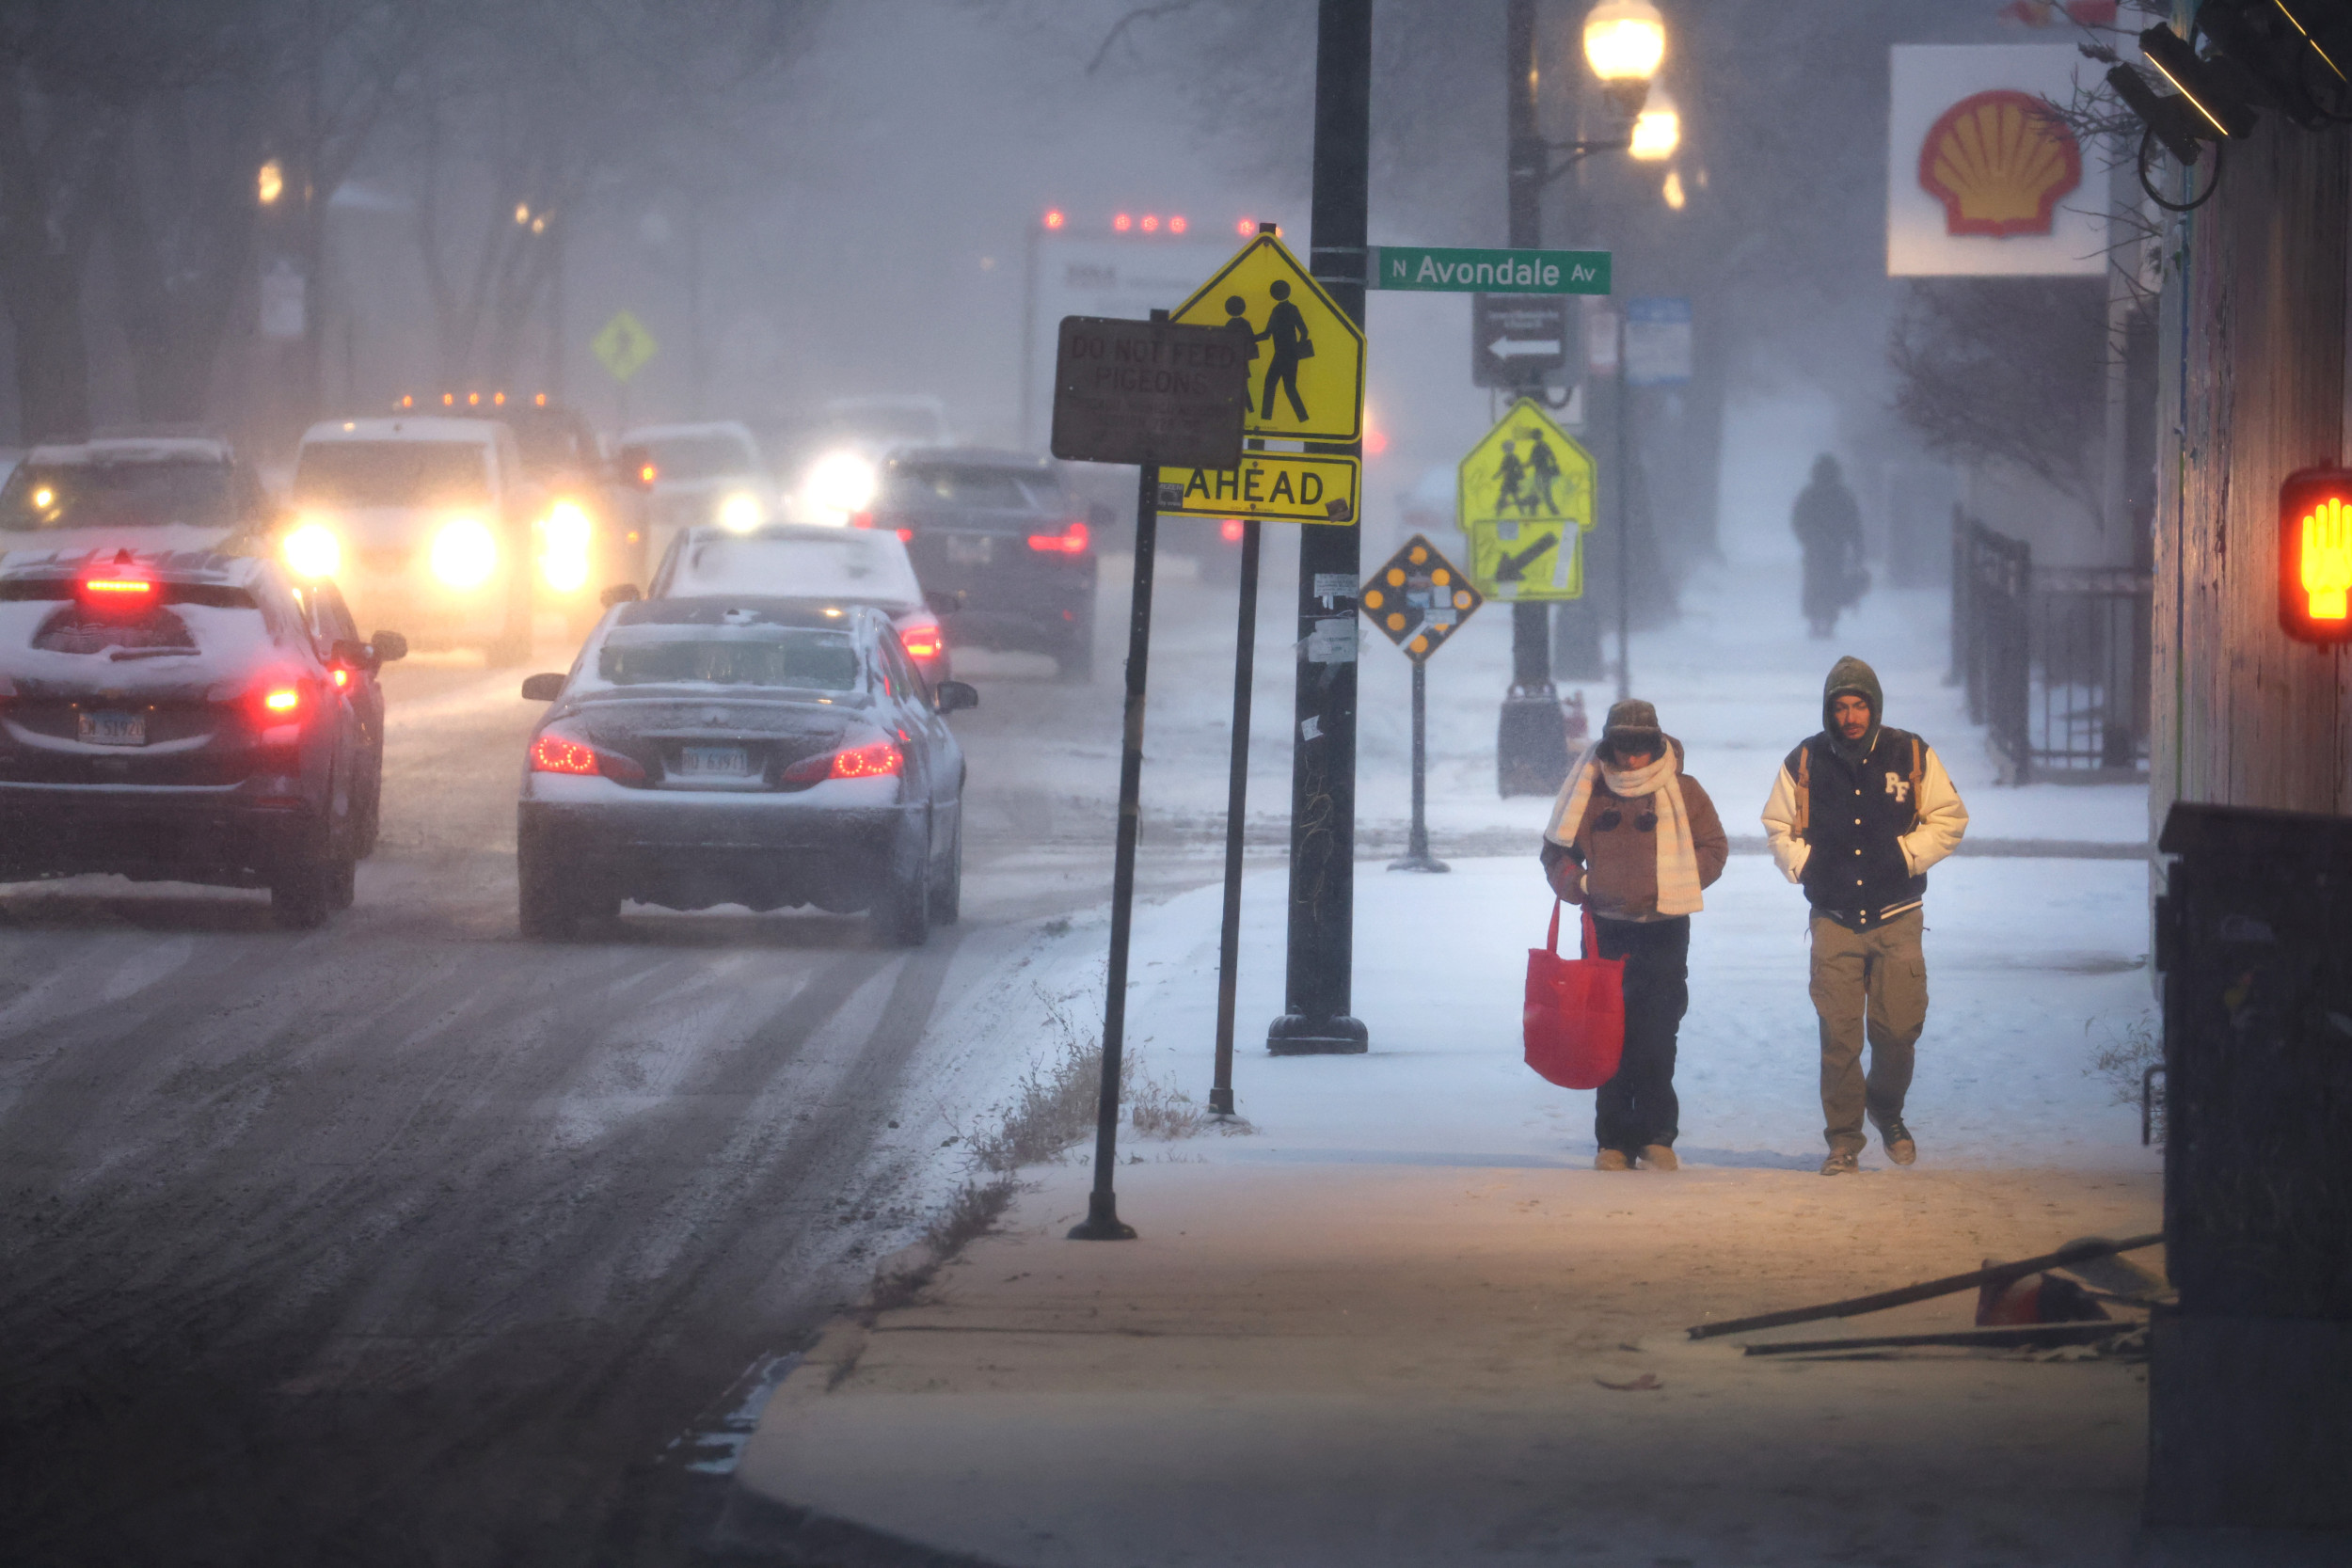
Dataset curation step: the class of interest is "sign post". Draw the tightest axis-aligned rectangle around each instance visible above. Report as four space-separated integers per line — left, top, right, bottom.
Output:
1614 298 1692 701
1359 535 1483 873
1048 309 1245 1240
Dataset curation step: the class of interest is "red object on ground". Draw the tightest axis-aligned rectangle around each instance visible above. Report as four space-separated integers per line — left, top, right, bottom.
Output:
1523 901 1626 1090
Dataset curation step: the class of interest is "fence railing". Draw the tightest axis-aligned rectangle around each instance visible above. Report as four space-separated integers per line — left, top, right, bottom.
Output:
1947 512 2151 784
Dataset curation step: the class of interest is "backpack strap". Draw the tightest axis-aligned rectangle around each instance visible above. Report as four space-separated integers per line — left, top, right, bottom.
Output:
1792 743 1810 838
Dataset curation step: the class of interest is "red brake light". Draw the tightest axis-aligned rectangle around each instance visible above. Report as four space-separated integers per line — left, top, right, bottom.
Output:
899 623 944 660
83 577 153 596
1027 520 1089 554
783 739 904 783
530 731 648 784
897 528 914 543
850 511 874 530
330 667 351 689
262 687 301 715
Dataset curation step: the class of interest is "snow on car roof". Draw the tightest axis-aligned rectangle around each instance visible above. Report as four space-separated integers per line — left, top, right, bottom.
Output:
612 596 880 631
0 546 270 588
24 436 234 467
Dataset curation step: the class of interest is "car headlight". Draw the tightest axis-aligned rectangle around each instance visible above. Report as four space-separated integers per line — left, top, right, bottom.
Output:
800 451 876 522
282 519 342 579
430 515 499 589
716 490 766 533
540 499 593 593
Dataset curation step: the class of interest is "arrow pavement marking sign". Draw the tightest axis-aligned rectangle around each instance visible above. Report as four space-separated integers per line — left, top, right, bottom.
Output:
592 309 659 384
1472 294 1571 388
1457 397 1597 602
1155 450 1359 526
1368 245 1612 294
1170 231 1364 446
1359 534 1482 661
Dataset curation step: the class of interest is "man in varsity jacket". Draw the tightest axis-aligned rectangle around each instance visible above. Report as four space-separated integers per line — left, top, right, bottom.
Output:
1760 656 1968 1175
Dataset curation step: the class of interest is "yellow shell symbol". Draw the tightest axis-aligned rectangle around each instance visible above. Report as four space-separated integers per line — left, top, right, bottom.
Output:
1918 89 2080 239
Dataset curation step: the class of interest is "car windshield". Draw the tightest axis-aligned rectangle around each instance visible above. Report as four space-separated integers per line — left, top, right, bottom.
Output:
644 434 756 481
885 464 1059 511
0 462 240 532
592 627 862 691
294 441 492 507
665 533 922 604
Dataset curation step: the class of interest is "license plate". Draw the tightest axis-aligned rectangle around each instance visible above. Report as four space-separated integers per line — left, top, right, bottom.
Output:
678 745 749 777
79 710 147 747
944 534 993 566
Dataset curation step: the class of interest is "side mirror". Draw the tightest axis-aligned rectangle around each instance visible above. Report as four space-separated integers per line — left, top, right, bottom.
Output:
600 582 642 608
520 673 564 702
614 443 657 490
368 630 407 663
923 589 966 617
933 679 978 715
329 637 379 674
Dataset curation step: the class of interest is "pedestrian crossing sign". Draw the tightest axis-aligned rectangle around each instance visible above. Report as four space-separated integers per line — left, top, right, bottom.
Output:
1458 398 1596 601
1359 534 1482 661
1170 232 1364 446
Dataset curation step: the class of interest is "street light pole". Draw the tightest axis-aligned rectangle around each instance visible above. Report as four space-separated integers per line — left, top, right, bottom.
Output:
1495 0 1571 800
1266 0 1372 1057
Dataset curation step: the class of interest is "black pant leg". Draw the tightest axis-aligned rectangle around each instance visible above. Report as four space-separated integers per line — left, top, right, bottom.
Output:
1596 917 1690 1149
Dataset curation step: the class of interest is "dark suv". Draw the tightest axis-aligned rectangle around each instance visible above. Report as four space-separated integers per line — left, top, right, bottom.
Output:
855 450 1095 681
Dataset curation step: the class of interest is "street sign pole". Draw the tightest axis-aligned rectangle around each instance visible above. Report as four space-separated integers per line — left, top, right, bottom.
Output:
1496 0 1572 800
1070 440 1161 1243
1268 0 1372 1057
1208 516 1261 1118
1391 659 1448 873
1613 335 1633 703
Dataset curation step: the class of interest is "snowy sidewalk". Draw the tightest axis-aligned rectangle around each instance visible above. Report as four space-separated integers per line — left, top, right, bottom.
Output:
723 851 2177 1565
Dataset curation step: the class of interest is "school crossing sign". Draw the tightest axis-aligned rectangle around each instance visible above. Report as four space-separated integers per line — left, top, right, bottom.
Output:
1457 398 1597 602
1155 231 1366 527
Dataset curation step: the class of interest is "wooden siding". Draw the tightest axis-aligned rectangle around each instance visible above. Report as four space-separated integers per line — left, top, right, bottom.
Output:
2151 121 2352 838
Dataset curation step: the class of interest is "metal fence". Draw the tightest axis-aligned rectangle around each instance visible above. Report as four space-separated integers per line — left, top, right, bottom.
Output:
1948 512 2151 784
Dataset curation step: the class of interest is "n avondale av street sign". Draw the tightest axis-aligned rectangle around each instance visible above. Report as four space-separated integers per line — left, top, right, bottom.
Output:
1369 245 1611 295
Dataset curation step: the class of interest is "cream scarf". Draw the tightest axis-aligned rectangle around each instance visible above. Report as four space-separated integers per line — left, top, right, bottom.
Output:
1542 741 1705 916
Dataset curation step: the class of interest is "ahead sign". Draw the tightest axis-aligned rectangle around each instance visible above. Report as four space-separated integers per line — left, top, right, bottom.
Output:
1049 316 1247 469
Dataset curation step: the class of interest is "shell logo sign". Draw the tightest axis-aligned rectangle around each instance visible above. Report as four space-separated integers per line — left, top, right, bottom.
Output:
1918 89 2081 238
1888 45 2104 277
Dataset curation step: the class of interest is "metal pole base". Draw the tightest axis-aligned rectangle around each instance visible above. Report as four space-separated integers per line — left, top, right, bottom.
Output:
1497 689 1571 797
1207 1086 1236 1117
1387 853 1452 874
1266 1012 1370 1055
1066 1191 1137 1241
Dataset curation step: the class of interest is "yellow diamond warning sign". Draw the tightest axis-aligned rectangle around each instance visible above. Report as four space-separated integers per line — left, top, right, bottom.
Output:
1359 534 1482 661
1170 233 1365 446
1458 398 1597 601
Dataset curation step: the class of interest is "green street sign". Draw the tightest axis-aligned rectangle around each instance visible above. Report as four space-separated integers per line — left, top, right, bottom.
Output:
1369 245 1611 295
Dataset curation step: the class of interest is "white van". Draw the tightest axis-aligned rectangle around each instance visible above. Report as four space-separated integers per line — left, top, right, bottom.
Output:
287 417 543 660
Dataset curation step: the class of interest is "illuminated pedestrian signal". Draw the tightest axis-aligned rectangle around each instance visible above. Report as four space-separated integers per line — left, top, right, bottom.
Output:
2280 467 2352 643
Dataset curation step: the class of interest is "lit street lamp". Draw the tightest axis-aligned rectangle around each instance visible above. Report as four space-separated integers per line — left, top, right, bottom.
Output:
1496 0 1668 797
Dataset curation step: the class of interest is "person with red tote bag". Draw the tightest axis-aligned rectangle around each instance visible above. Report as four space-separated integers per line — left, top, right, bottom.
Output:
1536 701 1729 1171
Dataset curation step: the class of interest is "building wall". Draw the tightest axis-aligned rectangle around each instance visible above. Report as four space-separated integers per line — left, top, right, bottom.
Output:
2151 121 2352 838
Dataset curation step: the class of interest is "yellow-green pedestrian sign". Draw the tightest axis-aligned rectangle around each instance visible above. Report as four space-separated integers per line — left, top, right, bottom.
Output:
593 309 659 384
1457 398 1597 601
1155 230 1365 526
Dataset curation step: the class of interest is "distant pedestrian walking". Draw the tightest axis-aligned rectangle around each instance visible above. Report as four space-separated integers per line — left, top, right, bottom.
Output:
1791 454 1866 639
1540 700 1729 1172
1759 657 1968 1176
1255 280 1312 422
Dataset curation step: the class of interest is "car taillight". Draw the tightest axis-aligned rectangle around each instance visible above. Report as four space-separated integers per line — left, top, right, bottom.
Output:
262 687 301 715
530 730 648 784
1027 520 1089 554
782 739 903 784
82 576 156 599
899 623 944 660
329 667 351 689
849 511 873 530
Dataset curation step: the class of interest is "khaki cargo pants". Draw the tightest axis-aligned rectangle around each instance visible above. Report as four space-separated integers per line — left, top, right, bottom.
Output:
1808 908 1928 1157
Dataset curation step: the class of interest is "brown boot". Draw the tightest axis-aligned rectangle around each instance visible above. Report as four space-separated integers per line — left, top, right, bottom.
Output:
1638 1145 1679 1171
1594 1148 1631 1171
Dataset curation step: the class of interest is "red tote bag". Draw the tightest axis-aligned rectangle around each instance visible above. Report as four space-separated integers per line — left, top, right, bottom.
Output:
1523 900 1626 1089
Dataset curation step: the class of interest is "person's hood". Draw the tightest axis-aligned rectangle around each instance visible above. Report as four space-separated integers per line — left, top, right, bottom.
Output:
1822 655 1883 756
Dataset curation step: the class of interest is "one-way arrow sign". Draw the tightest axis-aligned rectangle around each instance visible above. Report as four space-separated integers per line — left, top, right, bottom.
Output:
1472 294 1569 388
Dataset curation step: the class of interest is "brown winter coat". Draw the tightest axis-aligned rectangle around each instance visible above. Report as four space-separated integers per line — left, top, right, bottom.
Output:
1540 745 1729 921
